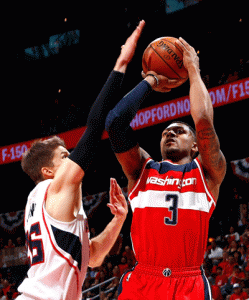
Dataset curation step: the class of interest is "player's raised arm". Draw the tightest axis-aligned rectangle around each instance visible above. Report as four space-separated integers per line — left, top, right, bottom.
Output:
176 37 226 200
105 71 178 192
45 21 146 222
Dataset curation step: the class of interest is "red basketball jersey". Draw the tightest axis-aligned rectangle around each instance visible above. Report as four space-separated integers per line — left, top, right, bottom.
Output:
129 157 216 268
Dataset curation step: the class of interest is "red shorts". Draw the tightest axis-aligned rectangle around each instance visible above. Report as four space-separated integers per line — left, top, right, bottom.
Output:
118 264 212 300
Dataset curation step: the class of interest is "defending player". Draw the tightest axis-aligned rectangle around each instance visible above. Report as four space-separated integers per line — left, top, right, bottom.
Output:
17 20 145 300
105 37 226 299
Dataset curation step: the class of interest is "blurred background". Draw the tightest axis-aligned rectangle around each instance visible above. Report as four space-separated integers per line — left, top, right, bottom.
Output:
0 0 249 298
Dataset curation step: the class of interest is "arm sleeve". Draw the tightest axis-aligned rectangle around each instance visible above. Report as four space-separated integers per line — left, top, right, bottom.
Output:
105 80 152 153
69 70 124 171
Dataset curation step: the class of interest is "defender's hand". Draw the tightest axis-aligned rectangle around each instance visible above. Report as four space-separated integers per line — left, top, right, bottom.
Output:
107 178 128 219
114 20 146 73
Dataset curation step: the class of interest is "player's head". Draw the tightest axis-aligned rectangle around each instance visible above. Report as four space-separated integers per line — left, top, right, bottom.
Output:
21 136 69 184
160 121 198 162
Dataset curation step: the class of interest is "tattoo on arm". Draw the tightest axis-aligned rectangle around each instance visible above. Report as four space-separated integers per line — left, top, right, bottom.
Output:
197 127 226 174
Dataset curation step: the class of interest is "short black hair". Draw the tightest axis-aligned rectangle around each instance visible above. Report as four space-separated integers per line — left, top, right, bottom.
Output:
167 121 196 140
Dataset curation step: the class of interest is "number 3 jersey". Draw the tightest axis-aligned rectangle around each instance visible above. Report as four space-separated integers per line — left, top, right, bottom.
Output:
18 179 90 300
129 157 216 269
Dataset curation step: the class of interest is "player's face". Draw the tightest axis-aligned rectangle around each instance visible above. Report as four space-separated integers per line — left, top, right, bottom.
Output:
160 123 197 162
51 146 70 175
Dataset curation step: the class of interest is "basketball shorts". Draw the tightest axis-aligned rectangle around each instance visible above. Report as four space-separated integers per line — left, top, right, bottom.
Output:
118 264 212 300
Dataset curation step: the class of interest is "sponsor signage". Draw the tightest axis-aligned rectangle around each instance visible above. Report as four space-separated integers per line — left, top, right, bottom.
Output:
1 77 248 165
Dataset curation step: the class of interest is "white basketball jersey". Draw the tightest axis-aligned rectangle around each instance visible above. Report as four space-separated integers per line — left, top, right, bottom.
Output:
18 179 90 300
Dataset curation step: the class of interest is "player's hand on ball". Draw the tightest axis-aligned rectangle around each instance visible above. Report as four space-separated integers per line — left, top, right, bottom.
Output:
107 178 128 219
176 37 200 73
142 71 185 93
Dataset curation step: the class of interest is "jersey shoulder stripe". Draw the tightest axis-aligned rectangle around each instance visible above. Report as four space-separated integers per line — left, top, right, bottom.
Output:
145 158 198 174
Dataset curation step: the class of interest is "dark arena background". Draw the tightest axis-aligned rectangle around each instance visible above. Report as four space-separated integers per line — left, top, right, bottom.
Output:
1 0 249 299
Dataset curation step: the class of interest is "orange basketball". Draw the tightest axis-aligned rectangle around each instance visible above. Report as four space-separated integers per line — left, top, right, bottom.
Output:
142 37 188 85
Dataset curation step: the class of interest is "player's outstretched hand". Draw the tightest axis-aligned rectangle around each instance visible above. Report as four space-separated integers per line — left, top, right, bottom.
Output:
142 71 186 92
107 178 128 219
114 20 146 73
175 37 200 73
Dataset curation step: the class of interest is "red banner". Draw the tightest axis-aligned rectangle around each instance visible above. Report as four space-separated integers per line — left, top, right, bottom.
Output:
130 77 249 130
1 77 249 165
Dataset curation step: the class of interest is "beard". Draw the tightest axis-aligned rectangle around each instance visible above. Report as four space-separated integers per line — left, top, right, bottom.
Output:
162 146 189 162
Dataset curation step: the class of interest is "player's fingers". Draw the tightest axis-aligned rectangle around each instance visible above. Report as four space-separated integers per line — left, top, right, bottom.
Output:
166 78 180 86
115 181 123 195
134 20 146 38
176 38 190 53
129 20 145 44
178 37 191 50
109 178 115 199
175 39 185 52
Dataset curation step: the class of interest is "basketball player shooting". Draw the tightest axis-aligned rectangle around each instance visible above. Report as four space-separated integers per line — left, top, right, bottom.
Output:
16 21 145 300
105 37 226 299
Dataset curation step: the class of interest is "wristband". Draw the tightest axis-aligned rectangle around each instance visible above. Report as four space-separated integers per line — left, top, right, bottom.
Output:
146 74 159 86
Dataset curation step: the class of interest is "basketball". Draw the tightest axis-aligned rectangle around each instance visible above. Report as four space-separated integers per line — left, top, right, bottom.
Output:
142 37 188 85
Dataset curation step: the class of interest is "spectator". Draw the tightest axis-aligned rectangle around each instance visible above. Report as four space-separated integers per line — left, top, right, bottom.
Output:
106 277 120 291
229 283 249 300
243 271 249 294
122 246 136 266
230 265 245 285
118 257 129 275
4 240 15 249
234 251 243 266
112 266 121 279
215 266 228 288
238 245 247 265
223 255 238 278
227 241 239 256
2 281 10 297
211 284 223 300
218 251 229 271
85 290 94 300
208 241 223 265
99 291 108 300
225 226 240 244
105 277 120 299
240 232 249 248
106 262 113 279
126 258 134 270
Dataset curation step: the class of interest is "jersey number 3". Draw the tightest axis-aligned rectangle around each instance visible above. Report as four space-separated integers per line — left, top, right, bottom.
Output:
26 222 45 265
164 194 178 226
